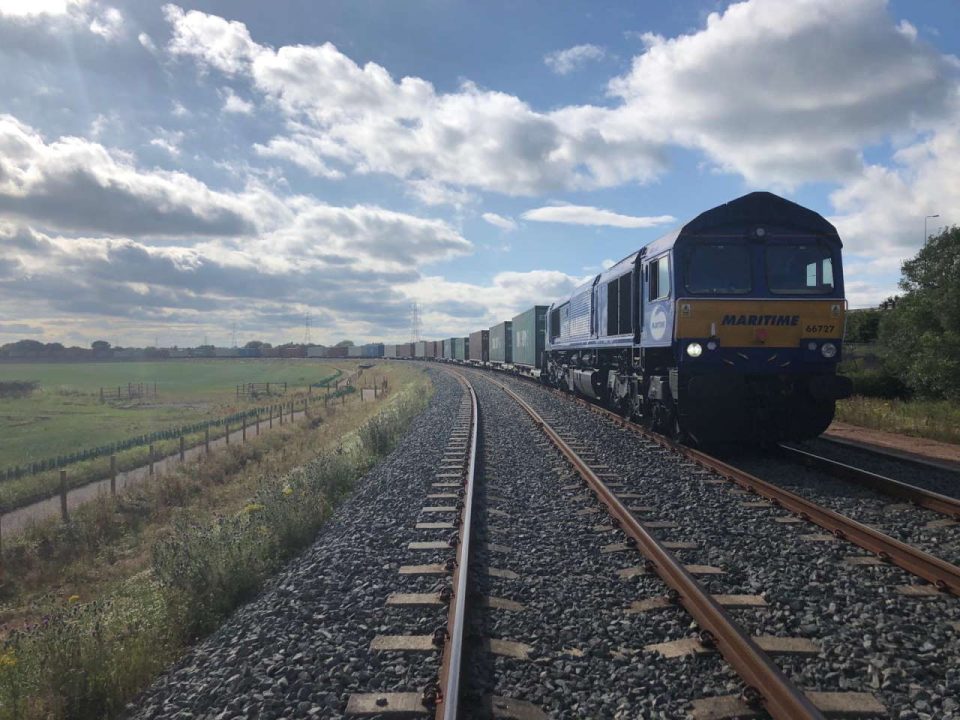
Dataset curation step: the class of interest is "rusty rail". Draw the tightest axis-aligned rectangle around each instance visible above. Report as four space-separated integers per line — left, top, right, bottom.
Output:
484 374 824 720
778 444 960 520
434 370 479 719
543 385 960 597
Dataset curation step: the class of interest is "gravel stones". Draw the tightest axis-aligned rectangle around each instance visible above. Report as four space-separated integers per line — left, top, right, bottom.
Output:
476 370 960 719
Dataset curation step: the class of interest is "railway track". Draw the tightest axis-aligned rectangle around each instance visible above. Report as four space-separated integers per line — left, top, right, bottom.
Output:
507 374 960 597
774 444 960 521
456 365 960 718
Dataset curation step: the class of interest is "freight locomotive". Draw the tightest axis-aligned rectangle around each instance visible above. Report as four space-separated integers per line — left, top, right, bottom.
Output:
427 192 853 446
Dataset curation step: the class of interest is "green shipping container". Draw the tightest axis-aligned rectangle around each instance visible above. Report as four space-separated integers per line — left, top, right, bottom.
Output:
511 306 547 368
489 321 512 364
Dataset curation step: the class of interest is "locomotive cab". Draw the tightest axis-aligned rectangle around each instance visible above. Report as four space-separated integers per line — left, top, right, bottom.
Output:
642 193 852 446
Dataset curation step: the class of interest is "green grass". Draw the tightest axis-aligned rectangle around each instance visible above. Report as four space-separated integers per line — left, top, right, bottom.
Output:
835 395 960 445
0 366 431 720
0 360 349 472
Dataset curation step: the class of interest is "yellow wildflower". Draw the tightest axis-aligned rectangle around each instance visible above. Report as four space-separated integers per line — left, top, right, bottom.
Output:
281 486 294 496
242 503 265 514
0 652 16 669
67 594 80 603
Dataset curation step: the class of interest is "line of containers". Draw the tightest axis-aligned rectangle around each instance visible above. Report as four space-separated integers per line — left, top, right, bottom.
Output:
385 305 548 371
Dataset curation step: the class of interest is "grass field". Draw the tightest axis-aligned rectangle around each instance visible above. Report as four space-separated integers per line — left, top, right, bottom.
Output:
0 359 349 472
835 395 960 445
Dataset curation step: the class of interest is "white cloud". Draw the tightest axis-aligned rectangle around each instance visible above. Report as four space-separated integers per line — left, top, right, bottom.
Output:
164 3 259 75
0 0 86 17
149 129 185 157
481 212 517 231
138 31 157 54
522 204 675 228
830 123 959 257
544 44 605 75
0 114 256 237
406 180 476 208
221 87 254 114
88 6 122 40
253 135 344 179
162 6 665 196
607 0 959 186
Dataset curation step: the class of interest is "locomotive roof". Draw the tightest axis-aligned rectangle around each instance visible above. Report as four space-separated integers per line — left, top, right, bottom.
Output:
643 191 841 257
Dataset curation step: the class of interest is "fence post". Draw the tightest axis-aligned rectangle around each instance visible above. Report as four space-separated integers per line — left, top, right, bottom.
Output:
148 444 155 475
60 470 69 522
110 454 117 495
226 423 230 445
256 413 260 436
205 427 210 454
279 405 283 426
99 387 104 403
269 406 274 429
179 434 185 462
242 418 247 443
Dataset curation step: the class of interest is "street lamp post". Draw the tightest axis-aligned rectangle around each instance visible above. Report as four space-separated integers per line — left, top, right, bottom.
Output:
924 214 940 244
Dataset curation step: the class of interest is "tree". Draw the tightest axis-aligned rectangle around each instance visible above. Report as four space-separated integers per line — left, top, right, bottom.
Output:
91 340 111 351
879 225 960 400
844 308 881 344
335 340 354 347
245 340 271 349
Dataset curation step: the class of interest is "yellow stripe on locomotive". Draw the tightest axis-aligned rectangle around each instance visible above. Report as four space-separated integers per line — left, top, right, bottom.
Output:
675 299 845 347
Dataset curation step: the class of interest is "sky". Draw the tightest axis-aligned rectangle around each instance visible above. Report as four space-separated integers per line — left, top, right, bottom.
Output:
0 0 957 348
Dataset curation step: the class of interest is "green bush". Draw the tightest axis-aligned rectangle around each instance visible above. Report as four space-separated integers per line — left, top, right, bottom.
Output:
841 368 910 399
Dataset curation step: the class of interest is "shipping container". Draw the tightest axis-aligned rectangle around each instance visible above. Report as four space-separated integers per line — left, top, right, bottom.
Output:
347 345 362 357
423 340 437 359
306 346 327 358
511 305 548 368
443 338 453 359
452 337 465 361
280 346 307 358
361 343 384 358
468 330 489 363
327 346 349 358
489 321 512 364
414 341 427 358
384 344 398 359
396 342 414 358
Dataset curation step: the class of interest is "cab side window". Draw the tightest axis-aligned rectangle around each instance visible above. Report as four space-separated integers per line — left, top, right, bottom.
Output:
648 256 670 301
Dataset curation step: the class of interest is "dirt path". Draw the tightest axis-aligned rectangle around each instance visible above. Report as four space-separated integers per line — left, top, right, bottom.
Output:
0 407 311 540
824 421 960 471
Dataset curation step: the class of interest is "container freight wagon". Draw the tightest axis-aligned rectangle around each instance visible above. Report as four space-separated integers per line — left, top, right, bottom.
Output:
384 344 398 359
443 338 453 360
424 340 437 359
361 343 384 358
326 346 349 358
512 305 548 372
489 321 512 365
398 342 415 359
347 345 362 358
468 330 489 364
414 341 427 359
452 337 466 362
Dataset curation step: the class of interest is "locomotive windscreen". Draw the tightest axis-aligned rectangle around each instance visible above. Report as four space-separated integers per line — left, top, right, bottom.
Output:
684 243 752 294
766 242 835 294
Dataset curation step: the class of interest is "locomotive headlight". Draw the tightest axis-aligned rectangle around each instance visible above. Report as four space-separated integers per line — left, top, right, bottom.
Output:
686 342 703 358
820 342 838 359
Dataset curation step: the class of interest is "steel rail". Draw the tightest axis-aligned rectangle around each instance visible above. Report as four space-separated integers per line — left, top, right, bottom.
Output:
546 388 960 597
777 443 960 520
481 373 824 720
434 370 479 720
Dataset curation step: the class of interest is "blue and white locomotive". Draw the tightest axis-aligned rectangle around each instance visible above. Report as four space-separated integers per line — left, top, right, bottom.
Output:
543 192 852 446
